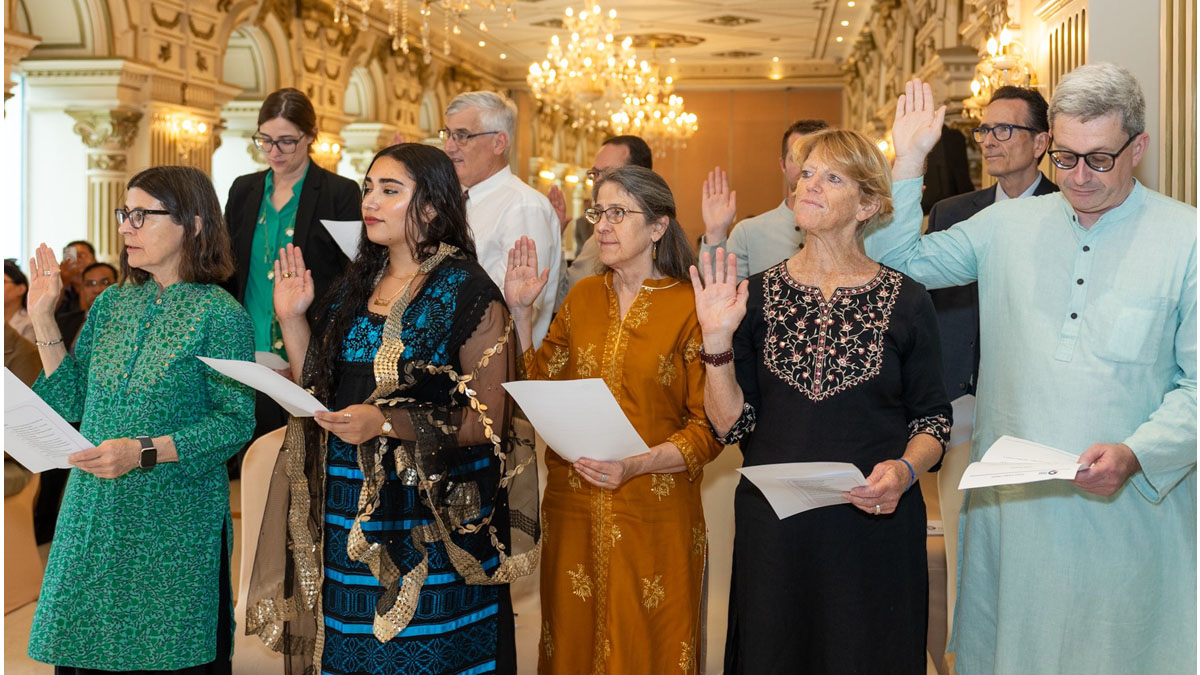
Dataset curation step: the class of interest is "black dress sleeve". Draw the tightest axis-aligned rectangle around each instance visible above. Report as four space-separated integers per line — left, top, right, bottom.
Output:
898 277 953 470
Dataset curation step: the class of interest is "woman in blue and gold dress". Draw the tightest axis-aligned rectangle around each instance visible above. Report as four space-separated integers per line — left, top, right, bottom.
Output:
246 143 540 675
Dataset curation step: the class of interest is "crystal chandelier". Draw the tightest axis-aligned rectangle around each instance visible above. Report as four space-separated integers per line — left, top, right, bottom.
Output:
610 59 699 150
526 1 638 127
962 27 1037 122
333 0 515 63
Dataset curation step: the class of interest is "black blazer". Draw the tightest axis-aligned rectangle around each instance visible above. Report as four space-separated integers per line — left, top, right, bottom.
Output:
221 162 362 309
925 173 1060 398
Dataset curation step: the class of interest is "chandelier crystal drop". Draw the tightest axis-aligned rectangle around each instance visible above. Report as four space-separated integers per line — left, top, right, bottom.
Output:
610 59 699 149
333 0 515 61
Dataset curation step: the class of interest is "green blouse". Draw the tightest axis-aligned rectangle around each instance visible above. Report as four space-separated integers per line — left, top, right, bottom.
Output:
246 163 309 355
28 280 255 670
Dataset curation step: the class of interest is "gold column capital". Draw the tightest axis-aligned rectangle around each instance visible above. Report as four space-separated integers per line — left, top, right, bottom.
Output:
67 109 143 151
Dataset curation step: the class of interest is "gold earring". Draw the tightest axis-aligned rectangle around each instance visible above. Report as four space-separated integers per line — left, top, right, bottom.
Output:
653 240 658 261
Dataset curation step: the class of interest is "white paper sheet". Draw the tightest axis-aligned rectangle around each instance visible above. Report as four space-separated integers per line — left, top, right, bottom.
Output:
197 356 328 417
737 462 868 519
501 379 647 462
254 351 290 371
321 219 362 259
958 435 1084 489
4 368 91 472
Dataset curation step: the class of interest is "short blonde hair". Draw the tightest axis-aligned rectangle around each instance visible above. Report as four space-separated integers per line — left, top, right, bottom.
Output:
791 129 894 234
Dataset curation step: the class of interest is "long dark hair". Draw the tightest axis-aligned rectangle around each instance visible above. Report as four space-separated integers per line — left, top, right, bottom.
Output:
121 166 235 285
593 166 696 282
306 143 476 401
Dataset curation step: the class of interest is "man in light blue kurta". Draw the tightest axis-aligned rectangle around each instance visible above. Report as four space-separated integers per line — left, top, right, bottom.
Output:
874 64 1196 674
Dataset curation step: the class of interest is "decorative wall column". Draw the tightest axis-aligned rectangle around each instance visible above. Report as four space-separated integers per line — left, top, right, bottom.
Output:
67 109 143 259
340 121 397 184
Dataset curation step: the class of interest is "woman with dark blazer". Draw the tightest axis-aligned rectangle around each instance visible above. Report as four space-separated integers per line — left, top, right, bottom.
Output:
223 88 362 438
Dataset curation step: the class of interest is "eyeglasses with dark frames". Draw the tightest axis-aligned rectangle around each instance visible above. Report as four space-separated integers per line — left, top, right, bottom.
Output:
1048 134 1137 172
584 206 648 225
252 134 304 154
970 123 1040 143
114 208 172 229
437 128 501 145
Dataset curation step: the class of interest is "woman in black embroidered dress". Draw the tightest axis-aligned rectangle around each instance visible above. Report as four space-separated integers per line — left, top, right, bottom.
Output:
245 144 539 675
691 129 952 673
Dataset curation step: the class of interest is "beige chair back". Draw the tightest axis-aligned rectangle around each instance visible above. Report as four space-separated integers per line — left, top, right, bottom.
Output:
937 438 971 638
233 427 287 673
5 472 43 614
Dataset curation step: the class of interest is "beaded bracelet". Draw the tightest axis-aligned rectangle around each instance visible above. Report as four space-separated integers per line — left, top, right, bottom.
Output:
699 347 734 367
897 457 915 490
34 337 64 347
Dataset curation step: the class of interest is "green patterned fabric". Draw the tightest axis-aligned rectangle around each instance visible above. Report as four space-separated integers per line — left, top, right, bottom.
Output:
246 164 308 355
28 280 255 670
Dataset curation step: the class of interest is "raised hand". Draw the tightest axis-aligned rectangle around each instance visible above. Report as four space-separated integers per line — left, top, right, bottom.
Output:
27 243 64 319
273 243 314 321
547 185 570 233
701 167 737 244
891 77 947 180
688 248 748 346
504 236 550 312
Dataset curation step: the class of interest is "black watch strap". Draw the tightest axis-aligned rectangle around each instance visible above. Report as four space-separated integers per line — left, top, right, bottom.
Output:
136 435 158 470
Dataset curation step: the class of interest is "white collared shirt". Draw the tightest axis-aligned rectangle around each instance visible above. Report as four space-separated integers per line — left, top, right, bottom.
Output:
993 173 1043 203
465 165 563 348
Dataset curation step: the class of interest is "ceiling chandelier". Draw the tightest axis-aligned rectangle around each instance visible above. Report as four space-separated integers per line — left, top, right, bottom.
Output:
526 1 638 127
610 59 699 150
333 0 515 63
962 26 1037 122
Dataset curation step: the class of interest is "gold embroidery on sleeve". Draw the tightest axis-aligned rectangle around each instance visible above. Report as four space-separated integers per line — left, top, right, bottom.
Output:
657 354 678 387
650 473 676 500
547 345 569 377
576 343 598 377
641 574 665 610
679 641 696 672
542 621 554 659
683 337 701 363
568 564 593 601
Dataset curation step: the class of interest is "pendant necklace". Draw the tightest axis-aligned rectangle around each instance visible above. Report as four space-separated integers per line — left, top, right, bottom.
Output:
374 273 417 306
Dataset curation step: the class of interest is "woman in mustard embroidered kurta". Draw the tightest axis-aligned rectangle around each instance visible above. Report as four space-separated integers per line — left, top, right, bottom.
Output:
506 166 723 674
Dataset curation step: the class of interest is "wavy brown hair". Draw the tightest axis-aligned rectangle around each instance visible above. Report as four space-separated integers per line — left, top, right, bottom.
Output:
791 129 894 234
120 166 234 285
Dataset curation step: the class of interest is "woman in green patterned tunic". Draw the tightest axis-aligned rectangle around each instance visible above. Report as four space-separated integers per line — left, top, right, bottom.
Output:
24 166 255 674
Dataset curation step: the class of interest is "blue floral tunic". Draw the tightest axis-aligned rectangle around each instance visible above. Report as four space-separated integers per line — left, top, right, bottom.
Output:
28 280 255 670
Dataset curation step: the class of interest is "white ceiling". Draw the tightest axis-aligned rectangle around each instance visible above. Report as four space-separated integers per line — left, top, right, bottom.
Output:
449 0 871 86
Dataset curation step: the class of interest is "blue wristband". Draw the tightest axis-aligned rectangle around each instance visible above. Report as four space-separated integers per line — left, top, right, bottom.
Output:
897 458 915 490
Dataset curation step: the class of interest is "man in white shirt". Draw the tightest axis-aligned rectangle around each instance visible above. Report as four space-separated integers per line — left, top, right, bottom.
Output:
442 91 562 346
699 119 829 280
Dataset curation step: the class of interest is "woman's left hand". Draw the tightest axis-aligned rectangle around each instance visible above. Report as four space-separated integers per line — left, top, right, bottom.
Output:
575 457 634 490
845 460 910 516
69 438 140 479
315 404 388 445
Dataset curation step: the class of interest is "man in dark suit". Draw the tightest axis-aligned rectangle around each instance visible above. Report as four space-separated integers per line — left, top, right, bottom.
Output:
927 86 1059 398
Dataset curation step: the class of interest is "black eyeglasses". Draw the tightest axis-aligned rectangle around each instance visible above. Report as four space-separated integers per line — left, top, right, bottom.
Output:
1048 135 1137 172
115 208 172 229
584 206 647 225
252 135 304 154
84 278 114 288
971 123 1039 143
437 128 500 145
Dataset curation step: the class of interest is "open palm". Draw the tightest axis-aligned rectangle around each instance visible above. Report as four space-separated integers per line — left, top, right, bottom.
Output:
273 243 314 321
27 244 63 319
689 249 748 340
891 77 947 164
701 167 738 238
504 236 550 311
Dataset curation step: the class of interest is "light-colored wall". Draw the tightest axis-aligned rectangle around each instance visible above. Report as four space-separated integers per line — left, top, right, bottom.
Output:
653 88 844 244
22 109 89 263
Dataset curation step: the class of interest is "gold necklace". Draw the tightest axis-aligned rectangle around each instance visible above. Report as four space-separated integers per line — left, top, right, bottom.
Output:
373 273 417 306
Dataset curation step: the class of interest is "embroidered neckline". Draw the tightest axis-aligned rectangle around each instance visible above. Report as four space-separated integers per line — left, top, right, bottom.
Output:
777 261 887 300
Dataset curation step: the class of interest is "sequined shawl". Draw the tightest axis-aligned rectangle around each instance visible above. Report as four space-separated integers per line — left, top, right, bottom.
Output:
244 245 541 673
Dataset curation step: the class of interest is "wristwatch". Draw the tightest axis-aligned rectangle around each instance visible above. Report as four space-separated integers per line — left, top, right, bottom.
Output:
136 435 158 470
381 417 393 437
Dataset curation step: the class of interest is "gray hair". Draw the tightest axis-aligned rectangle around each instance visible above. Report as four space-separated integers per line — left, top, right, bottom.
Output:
592 166 696 282
1049 62 1146 136
445 91 517 152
